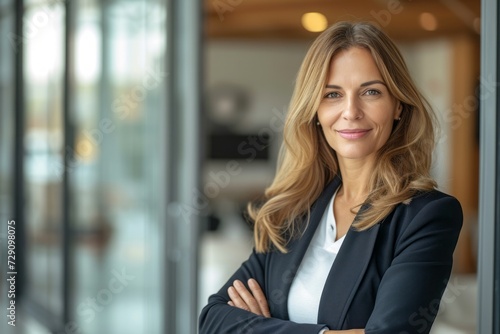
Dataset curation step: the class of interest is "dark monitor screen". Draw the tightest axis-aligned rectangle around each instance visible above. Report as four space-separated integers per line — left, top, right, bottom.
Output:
208 133 270 160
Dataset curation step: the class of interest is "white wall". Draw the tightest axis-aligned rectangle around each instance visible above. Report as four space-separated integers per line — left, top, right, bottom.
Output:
400 39 453 192
204 41 311 200
206 40 310 128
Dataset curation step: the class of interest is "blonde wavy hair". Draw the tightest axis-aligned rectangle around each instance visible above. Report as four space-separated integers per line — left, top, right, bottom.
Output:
248 21 437 253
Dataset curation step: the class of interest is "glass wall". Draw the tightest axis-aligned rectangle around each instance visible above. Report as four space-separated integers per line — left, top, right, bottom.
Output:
0 1 14 332
23 1 65 319
0 0 201 333
0 1 13 216
71 1 167 333
0 2 13 230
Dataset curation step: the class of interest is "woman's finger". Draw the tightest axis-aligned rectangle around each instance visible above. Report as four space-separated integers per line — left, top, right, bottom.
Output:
227 286 249 311
232 280 263 315
248 279 271 318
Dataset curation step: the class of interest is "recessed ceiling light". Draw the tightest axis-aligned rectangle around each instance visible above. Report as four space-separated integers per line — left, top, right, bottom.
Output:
419 12 438 31
301 12 328 33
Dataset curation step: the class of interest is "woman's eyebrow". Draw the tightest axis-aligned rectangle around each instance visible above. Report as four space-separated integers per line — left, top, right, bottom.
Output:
360 80 386 87
325 80 387 89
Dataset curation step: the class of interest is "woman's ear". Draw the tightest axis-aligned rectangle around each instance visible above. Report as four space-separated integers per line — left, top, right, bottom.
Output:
395 102 403 120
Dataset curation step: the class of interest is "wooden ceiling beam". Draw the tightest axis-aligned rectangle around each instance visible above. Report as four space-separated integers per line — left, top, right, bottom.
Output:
205 0 480 41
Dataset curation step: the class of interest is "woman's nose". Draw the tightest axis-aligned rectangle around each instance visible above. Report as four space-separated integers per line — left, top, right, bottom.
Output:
342 95 363 120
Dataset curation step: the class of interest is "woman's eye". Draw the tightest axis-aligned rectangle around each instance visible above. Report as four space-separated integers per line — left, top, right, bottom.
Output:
364 89 380 96
324 92 341 98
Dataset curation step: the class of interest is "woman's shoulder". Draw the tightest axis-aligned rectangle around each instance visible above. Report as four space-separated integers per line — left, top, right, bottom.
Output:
406 189 461 210
394 189 463 227
373 190 464 247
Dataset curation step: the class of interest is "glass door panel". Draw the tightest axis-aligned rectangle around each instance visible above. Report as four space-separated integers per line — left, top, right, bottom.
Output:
23 1 65 319
71 1 167 333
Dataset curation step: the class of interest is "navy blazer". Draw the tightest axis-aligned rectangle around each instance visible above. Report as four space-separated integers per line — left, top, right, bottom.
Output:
199 177 463 334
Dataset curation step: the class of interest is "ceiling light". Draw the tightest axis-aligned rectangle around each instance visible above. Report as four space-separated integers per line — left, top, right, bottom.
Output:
419 12 438 31
301 12 328 33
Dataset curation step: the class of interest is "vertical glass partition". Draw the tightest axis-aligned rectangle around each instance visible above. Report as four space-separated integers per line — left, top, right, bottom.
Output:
71 1 168 332
23 0 66 322
0 1 15 331
478 0 499 333
1 0 202 333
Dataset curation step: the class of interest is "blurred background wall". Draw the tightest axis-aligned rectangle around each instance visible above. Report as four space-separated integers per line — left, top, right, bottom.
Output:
0 0 484 333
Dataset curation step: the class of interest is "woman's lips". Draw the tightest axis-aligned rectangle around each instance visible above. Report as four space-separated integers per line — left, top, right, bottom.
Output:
336 129 371 139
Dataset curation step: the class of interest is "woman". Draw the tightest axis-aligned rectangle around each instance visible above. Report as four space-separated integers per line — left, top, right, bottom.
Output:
199 21 463 334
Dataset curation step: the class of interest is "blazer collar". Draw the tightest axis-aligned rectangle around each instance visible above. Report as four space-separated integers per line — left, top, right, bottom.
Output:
272 177 341 319
271 176 380 329
317 208 380 329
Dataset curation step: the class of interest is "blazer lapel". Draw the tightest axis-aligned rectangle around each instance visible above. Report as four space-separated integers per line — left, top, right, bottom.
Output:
317 208 380 329
271 177 341 319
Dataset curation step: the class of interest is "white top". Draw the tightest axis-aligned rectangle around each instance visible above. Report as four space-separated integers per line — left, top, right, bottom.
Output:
288 190 345 324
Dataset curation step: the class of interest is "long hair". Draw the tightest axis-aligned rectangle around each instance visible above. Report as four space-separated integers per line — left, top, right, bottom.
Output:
248 21 437 253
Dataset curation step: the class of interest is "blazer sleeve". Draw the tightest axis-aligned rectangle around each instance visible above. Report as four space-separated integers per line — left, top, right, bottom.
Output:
198 248 328 334
364 195 463 334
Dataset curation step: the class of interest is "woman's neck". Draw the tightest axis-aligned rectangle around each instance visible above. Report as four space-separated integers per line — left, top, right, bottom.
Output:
337 157 375 203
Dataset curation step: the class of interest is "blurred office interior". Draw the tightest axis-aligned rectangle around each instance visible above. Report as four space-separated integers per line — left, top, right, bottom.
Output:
0 0 498 333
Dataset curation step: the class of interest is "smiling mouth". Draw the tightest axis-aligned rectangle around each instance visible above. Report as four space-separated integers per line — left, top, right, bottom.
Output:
336 129 372 139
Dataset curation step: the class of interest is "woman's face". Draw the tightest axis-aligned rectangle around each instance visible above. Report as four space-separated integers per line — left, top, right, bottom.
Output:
317 47 401 165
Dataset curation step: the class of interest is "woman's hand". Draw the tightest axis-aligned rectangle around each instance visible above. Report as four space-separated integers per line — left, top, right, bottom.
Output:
226 279 364 333
227 279 271 318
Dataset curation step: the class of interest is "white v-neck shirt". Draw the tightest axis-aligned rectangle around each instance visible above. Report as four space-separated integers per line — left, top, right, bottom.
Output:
288 190 345 324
